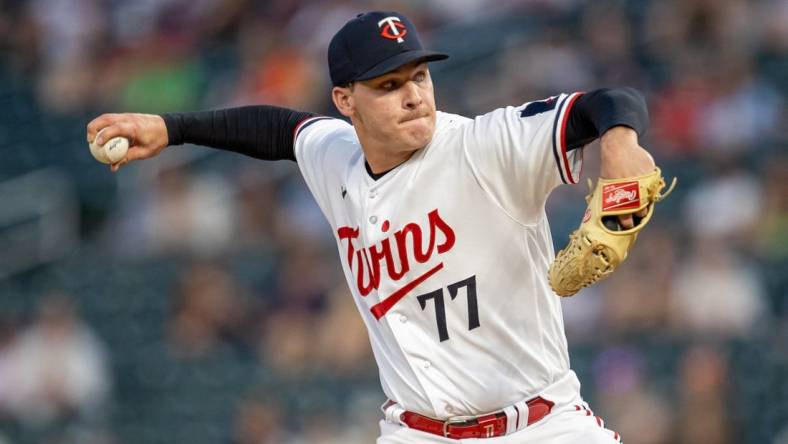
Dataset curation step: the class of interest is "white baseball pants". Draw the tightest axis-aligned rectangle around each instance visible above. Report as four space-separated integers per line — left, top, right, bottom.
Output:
377 402 621 443
377 372 621 444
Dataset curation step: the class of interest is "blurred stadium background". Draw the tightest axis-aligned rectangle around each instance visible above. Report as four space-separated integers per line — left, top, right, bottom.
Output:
0 0 786 443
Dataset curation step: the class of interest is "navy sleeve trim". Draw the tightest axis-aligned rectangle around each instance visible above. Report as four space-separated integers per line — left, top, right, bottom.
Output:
552 92 583 184
293 116 334 143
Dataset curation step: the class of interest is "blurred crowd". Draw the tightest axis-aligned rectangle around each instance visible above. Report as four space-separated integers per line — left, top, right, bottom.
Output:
0 0 786 443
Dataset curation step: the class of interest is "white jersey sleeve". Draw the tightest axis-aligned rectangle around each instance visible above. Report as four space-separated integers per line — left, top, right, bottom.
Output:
462 92 584 224
292 116 359 228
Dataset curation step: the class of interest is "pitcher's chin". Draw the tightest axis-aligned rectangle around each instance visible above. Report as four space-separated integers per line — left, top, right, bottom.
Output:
402 122 434 148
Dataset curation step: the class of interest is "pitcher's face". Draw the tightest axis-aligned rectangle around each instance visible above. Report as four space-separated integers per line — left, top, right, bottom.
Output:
333 61 437 153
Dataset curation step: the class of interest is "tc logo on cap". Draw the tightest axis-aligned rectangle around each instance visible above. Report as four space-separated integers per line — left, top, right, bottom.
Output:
378 16 407 43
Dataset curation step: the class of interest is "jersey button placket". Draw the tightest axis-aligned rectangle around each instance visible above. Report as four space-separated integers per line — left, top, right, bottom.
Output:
362 178 444 414
357 182 376 244
367 185 379 225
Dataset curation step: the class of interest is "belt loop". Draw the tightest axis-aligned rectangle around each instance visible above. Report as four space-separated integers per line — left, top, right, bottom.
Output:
514 400 529 432
501 405 517 434
381 400 406 426
502 400 529 434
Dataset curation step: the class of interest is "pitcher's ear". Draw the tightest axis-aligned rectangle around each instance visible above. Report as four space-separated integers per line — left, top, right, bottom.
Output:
332 85 355 117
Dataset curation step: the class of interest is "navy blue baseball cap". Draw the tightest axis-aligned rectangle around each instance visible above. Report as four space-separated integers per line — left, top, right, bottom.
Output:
328 11 449 86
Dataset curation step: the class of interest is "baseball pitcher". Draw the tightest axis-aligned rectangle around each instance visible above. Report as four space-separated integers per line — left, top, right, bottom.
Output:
87 11 675 443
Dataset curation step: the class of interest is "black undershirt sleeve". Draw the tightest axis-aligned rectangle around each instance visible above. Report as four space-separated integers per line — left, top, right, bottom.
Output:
161 106 318 162
564 87 649 151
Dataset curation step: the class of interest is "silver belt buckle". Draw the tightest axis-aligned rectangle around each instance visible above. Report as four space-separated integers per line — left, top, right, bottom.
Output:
442 417 471 437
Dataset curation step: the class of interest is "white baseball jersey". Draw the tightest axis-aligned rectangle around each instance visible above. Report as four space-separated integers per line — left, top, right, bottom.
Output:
294 92 584 420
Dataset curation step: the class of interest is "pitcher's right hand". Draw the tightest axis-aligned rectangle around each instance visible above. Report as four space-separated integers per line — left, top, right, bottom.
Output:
87 113 169 172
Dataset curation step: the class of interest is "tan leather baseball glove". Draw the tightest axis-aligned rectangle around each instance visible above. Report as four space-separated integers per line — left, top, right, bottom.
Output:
548 168 677 297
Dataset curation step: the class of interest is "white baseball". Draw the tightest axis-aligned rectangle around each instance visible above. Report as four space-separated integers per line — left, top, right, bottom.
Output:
89 129 129 164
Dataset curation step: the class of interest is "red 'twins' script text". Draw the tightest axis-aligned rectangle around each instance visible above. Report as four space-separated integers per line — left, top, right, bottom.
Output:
336 209 456 296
